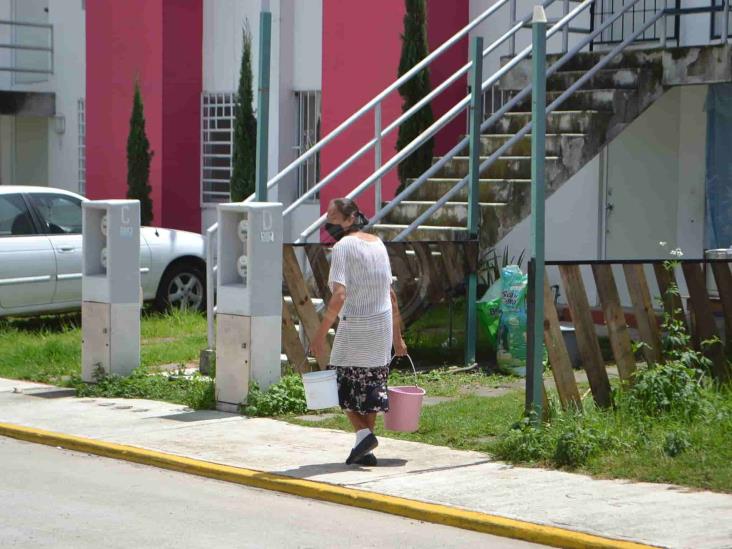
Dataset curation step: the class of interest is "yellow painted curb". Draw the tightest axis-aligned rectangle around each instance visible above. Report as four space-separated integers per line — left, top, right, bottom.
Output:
0 421 658 549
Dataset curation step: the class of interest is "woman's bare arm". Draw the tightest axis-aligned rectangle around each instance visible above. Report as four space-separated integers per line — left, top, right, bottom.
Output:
311 283 346 359
391 288 407 356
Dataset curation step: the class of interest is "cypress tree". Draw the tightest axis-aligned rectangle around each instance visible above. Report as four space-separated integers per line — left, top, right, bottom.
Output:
230 23 257 202
396 0 434 193
126 81 154 225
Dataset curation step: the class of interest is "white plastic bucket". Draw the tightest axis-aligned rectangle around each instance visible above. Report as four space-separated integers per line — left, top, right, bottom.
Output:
302 370 339 410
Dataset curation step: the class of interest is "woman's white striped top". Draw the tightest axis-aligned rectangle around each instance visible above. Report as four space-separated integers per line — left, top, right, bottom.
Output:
327 235 393 368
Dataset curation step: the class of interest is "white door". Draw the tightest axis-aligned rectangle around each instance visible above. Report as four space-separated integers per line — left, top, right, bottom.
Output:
0 193 55 310
28 192 84 303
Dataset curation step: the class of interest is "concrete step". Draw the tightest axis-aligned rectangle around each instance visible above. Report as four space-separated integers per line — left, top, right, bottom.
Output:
432 155 560 179
373 224 469 242
500 48 663 75
479 133 585 157
484 110 611 135
406 178 529 202
545 68 642 92
508 88 635 113
381 200 506 228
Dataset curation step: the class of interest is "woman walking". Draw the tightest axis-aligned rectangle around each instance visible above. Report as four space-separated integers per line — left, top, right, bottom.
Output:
311 198 407 466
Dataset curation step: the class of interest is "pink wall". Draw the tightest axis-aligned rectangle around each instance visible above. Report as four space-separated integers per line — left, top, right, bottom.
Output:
86 0 201 232
427 0 469 156
320 0 405 220
320 0 469 224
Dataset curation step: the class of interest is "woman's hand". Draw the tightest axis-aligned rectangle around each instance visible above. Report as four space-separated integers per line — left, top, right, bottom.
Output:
393 336 408 357
310 335 327 361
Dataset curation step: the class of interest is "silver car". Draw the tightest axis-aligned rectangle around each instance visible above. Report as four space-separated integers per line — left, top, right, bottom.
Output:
0 186 206 317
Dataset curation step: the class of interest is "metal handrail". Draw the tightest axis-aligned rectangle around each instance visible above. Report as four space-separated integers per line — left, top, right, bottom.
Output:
393 0 658 240
244 0 515 205
297 0 595 243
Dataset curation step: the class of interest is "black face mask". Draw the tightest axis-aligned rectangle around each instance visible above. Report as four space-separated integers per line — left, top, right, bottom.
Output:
325 223 347 241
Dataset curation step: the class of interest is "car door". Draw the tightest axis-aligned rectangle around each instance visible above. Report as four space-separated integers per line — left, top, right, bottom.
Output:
0 193 56 311
29 192 152 305
27 192 84 304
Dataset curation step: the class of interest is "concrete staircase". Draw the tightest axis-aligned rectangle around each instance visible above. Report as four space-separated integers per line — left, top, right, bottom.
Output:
373 47 671 248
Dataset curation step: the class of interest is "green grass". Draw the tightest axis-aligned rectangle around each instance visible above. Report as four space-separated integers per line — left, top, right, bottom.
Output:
286 372 732 493
0 309 213 409
0 309 207 382
388 365 519 397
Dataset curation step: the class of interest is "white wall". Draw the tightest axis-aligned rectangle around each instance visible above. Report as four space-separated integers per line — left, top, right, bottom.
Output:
0 0 85 193
201 0 323 241
492 155 603 305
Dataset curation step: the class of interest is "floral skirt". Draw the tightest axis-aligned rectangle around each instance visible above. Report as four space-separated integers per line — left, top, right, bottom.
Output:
328 365 389 413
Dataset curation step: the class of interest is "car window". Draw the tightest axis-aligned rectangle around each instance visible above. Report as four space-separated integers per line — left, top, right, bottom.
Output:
0 194 36 237
31 193 83 234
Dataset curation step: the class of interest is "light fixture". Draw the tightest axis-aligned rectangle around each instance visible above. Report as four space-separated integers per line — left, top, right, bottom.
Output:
54 115 66 134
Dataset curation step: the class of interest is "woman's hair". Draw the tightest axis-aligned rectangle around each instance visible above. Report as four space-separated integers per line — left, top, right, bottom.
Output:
331 198 368 234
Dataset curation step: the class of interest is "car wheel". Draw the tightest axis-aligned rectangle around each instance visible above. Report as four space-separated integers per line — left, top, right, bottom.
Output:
155 261 206 313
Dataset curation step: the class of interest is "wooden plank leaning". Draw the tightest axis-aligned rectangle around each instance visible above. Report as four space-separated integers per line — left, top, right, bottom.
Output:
683 262 730 381
559 264 612 408
653 262 687 329
592 264 636 384
711 261 732 352
542 274 582 409
623 264 662 365
282 245 330 370
281 299 309 373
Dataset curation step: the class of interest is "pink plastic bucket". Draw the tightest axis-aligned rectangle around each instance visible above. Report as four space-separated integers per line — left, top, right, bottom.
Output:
384 355 426 433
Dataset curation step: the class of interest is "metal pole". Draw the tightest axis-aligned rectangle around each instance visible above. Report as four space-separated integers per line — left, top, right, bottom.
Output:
374 101 382 213
527 6 547 424
509 0 517 56
255 7 272 202
563 0 570 53
465 37 483 367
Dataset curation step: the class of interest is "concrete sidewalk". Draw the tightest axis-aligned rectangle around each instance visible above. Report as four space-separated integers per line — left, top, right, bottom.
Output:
0 377 730 549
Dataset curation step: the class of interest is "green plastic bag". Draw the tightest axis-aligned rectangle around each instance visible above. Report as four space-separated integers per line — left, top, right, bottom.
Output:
477 280 502 352
497 266 528 375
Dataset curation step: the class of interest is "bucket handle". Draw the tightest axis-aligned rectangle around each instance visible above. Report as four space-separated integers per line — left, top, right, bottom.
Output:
390 353 418 387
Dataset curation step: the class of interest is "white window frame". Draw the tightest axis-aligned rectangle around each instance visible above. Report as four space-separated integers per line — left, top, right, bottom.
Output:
201 91 237 205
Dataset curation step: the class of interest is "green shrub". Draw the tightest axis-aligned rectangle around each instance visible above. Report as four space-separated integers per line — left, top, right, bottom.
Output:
627 361 706 420
243 374 308 417
663 430 692 457
492 417 551 463
74 368 215 410
553 424 604 467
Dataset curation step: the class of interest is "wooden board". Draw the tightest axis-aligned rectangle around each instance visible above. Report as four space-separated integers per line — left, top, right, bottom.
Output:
542 274 582 409
304 244 332 303
711 261 732 348
282 245 330 370
413 242 444 305
592 264 636 384
281 299 309 373
437 242 463 290
623 264 662 365
653 262 686 328
683 262 730 381
559 264 612 408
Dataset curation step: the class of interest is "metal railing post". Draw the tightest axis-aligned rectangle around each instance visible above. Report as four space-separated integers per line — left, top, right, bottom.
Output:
527 6 547 425
660 0 667 49
509 0 517 55
723 0 730 43
255 5 272 202
562 0 570 52
374 101 382 213
465 37 483 368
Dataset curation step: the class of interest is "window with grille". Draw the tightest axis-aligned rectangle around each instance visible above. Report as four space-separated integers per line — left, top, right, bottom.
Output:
711 0 732 39
78 98 85 196
295 90 321 198
591 0 677 45
201 92 236 204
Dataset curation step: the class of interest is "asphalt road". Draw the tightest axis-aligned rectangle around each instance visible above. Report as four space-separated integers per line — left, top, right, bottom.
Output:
0 436 544 548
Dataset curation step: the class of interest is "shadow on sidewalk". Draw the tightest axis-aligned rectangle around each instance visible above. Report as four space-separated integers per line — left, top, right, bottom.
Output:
275 459 409 478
